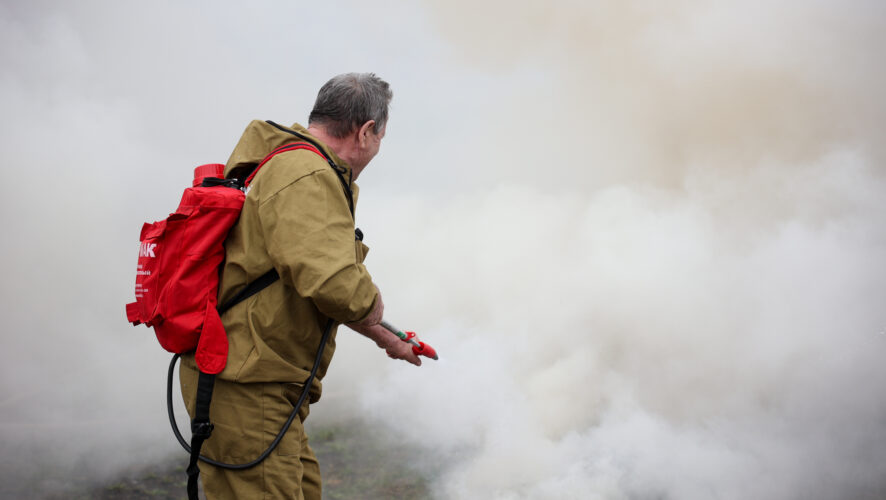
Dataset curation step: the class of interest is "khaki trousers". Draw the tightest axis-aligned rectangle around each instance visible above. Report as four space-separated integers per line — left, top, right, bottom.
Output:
180 362 321 500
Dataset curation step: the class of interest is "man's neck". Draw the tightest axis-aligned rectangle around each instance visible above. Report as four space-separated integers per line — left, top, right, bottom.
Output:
306 124 365 179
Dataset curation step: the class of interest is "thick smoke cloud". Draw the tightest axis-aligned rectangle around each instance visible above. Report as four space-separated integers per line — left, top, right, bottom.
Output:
342 172 885 499
319 1 886 499
1 1 884 499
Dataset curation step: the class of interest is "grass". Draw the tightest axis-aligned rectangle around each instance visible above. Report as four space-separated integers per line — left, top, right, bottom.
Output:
36 418 432 499
308 419 431 499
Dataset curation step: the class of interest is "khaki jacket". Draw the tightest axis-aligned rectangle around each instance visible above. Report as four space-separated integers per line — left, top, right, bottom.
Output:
188 120 377 400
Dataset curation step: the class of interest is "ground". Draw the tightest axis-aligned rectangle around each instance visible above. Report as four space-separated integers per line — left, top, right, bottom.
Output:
39 419 431 500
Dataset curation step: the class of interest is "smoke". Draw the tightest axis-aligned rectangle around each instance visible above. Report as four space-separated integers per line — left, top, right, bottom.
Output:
390 0 886 194
326 163 886 499
316 2 886 499
1 1 884 499
337 165 885 499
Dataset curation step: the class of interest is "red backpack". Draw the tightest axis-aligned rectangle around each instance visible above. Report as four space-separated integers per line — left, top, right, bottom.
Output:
125 142 324 373
125 162 240 374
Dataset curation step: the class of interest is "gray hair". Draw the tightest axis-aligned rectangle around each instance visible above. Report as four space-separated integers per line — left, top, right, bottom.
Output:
308 73 393 138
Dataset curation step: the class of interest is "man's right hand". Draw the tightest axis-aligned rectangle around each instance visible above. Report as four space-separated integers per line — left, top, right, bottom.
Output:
345 321 422 367
381 335 422 366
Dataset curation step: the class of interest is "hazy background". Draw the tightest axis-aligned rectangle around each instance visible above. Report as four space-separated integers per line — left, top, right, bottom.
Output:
1 1 884 499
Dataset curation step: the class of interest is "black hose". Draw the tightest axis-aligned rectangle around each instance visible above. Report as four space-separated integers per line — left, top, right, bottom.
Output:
167 318 334 469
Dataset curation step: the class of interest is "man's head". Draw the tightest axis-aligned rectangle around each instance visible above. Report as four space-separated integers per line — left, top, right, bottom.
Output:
307 73 392 176
309 73 392 138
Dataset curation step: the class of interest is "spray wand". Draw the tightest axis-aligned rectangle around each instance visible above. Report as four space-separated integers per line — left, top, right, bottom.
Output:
380 320 439 360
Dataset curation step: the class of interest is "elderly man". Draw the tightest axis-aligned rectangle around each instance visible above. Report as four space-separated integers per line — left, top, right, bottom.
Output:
180 72 420 499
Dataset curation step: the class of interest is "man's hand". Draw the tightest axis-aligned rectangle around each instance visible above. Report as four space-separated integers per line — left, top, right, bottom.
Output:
346 322 422 366
380 333 422 366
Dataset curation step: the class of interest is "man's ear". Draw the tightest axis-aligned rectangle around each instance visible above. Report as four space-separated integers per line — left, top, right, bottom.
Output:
357 120 376 147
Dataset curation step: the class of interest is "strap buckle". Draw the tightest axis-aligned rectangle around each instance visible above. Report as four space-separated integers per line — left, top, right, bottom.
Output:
191 420 214 439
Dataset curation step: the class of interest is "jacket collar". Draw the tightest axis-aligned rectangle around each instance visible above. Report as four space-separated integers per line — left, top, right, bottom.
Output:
224 120 353 185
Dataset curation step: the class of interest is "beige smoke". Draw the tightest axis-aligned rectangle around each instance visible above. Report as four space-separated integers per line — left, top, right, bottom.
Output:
417 0 885 191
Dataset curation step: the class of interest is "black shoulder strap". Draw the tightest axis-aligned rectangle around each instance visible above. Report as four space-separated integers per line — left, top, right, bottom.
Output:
217 268 280 315
186 371 216 500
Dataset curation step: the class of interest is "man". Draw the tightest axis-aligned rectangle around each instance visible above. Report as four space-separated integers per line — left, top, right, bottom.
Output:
180 72 420 499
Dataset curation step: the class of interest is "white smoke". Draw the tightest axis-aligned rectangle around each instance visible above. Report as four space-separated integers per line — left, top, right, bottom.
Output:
336 160 886 498
1 1 884 499
317 2 886 499
322 158 884 498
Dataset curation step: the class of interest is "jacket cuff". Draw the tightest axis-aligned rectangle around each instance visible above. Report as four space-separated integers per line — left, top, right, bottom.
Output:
350 285 380 324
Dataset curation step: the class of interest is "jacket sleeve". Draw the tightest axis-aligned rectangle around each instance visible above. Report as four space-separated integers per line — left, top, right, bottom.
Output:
256 165 378 323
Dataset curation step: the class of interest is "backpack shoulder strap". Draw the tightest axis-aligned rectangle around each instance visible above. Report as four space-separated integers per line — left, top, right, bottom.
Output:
243 142 324 187
264 120 355 217
186 370 215 500
217 267 280 315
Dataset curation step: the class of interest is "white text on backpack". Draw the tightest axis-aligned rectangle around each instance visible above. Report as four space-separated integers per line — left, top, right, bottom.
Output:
140 242 157 258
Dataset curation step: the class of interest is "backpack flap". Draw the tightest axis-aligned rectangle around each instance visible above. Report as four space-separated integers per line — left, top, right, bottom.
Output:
196 301 228 374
